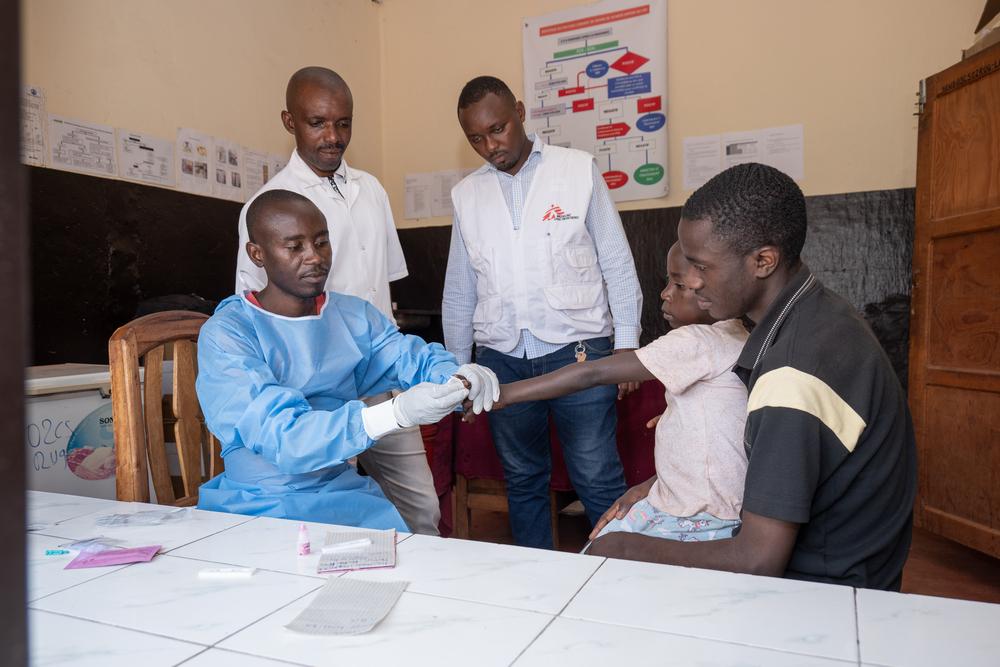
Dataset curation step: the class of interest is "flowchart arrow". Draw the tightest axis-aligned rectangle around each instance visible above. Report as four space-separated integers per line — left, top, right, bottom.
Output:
596 122 630 139
611 51 648 75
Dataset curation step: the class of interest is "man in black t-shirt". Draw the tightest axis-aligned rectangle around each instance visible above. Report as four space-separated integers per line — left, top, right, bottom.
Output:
587 163 916 590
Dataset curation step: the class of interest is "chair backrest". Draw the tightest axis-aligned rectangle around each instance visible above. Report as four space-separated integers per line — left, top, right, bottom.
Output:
108 310 222 506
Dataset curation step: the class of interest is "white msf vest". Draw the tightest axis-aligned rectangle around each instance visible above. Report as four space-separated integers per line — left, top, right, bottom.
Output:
451 144 612 354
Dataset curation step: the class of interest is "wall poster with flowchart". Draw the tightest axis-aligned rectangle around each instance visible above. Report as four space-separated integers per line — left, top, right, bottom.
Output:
523 0 667 203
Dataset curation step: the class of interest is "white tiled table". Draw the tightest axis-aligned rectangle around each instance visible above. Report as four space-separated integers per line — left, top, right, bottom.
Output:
26 491 1000 666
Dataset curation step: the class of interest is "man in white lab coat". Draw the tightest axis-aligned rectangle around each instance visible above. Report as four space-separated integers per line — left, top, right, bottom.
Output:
234 67 448 535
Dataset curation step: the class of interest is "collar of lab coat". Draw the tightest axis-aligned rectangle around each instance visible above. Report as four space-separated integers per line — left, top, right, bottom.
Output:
287 149 360 188
287 149 360 206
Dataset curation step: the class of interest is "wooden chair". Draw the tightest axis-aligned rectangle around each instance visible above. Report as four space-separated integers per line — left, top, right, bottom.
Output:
109 310 222 506
454 475 561 548
451 414 562 547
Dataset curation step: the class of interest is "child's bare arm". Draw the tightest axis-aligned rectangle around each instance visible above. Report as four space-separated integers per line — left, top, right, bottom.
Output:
499 350 655 407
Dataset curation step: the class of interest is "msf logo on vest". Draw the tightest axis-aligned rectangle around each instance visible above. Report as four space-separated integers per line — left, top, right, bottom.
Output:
541 204 580 223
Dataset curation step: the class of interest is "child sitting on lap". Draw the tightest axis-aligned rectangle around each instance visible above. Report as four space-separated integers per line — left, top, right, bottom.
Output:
493 241 749 543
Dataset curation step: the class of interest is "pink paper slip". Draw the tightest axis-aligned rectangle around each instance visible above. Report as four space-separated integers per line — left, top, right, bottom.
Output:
65 545 161 569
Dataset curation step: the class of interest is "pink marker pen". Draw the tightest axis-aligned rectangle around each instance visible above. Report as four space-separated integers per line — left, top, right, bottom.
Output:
297 523 311 556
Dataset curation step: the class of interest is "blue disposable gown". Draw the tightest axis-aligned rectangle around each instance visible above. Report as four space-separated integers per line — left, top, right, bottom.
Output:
195 292 458 530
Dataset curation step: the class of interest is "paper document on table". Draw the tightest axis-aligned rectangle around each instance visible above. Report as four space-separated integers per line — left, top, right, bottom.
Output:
317 528 396 573
286 577 408 635
21 86 46 166
95 507 190 527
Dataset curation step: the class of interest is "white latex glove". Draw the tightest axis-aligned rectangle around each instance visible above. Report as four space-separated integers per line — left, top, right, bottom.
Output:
392 378 469 428
455 363 500 414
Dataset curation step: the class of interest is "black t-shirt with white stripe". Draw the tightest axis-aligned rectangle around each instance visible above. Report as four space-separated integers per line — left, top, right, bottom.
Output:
734 266 916 591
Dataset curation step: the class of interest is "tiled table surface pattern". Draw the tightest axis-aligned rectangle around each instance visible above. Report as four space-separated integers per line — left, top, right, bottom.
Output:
26 491 1000 666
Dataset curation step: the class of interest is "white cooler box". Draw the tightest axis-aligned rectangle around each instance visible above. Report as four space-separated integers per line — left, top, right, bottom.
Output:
25 363 177 500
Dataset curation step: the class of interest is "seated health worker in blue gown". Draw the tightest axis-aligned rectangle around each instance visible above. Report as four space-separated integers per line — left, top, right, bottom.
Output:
196 189 500 530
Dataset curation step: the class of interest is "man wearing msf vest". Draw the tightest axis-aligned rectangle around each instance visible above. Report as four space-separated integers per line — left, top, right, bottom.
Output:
443 76 644 549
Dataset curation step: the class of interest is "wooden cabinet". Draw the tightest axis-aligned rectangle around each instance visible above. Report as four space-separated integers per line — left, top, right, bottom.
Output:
909 42 1000 558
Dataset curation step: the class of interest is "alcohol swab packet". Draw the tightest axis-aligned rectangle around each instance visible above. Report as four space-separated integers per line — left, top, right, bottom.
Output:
285 577 408 635
65 545 161 569
317 529 395 574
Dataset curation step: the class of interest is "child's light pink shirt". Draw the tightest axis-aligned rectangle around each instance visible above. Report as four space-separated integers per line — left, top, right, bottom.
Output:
634 319 749 520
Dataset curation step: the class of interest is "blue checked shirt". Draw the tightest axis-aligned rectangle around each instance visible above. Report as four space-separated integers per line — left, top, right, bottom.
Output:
443 135 642 364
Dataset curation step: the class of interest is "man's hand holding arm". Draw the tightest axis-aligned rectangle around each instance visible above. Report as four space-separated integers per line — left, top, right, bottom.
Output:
361 378 470 440
587 402 821 578
454 363 500 414
589 475 657 539
587 509 799 578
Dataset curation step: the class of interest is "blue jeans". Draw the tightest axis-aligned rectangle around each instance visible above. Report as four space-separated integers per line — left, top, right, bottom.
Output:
476 338 627 549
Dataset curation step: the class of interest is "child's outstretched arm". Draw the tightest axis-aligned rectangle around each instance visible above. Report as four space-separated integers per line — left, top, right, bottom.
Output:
498 350 655 407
